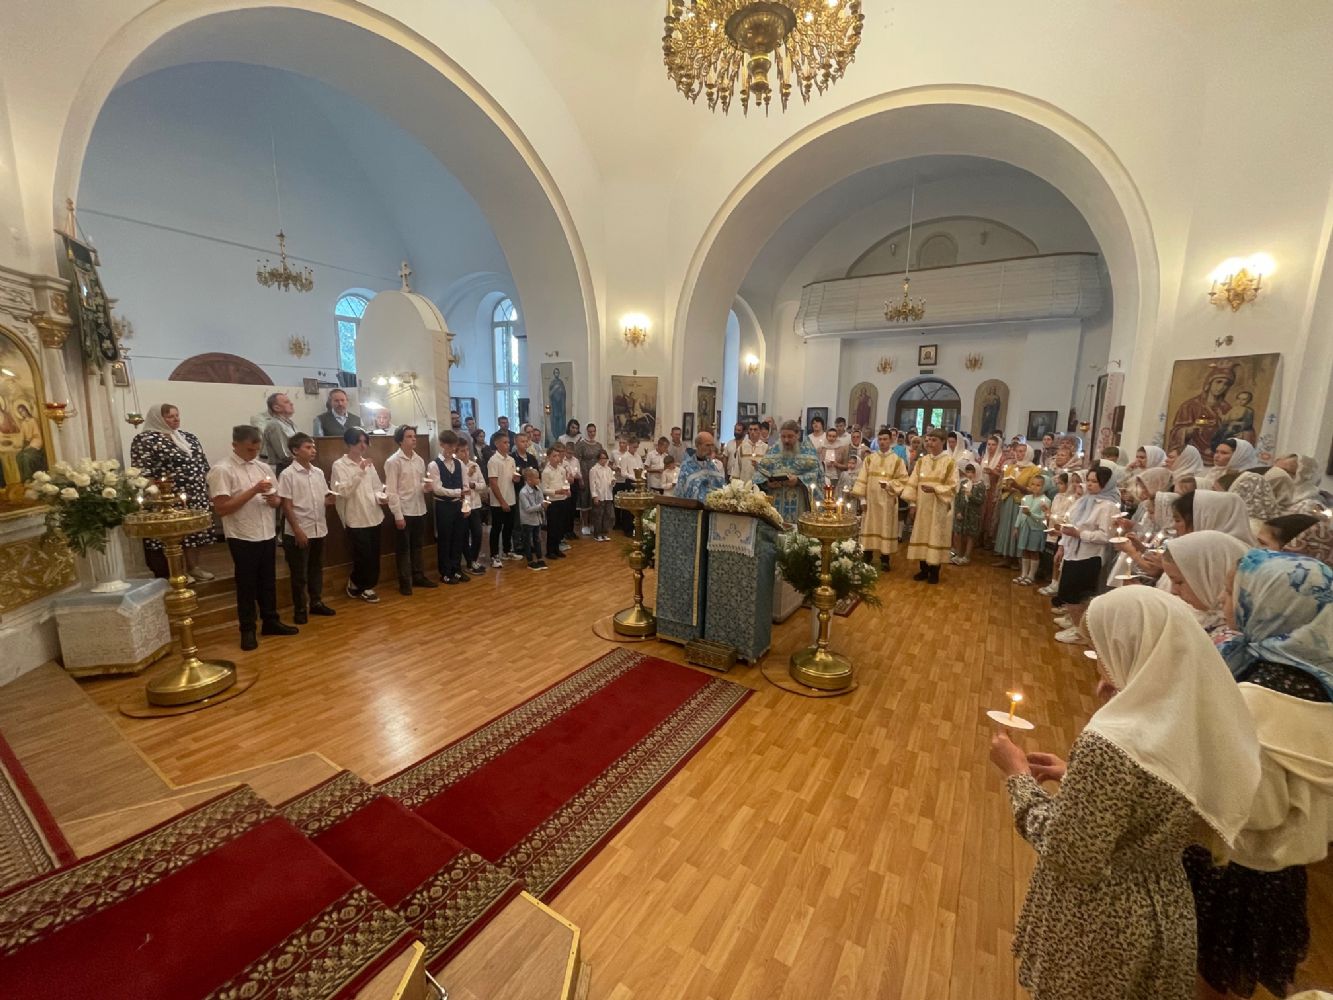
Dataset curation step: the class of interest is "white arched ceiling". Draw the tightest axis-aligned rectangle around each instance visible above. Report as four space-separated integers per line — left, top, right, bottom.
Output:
672 87 1158 447
51 1 599 426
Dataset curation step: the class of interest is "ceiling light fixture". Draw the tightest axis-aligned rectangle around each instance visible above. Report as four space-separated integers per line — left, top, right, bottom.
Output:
885 179 926 324
663 0 864 116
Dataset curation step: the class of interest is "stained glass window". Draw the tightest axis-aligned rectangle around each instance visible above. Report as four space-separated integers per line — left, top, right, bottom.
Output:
335 294 368 374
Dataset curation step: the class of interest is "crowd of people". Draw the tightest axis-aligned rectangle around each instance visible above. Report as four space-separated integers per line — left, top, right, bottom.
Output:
128 392 1332 998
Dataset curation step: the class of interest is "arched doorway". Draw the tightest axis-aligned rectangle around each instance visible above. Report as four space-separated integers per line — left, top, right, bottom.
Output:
892 378 960 436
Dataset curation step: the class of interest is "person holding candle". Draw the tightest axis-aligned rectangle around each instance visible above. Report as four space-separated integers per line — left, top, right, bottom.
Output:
518 467 550 570
851 428 909 570
131 402 215 582
589 450 616 541
950 462 987 566
540 444 572 560
457 434 488 574
1158 530 1248 634
991 586 1261 1000
426 429 468 584
277 433 337 624
331 428 387 603
1052 465 1120 641
991 443 1038 570
383 425 436 595
1014 473 1049 585
903 428 958 584
206 424 298 650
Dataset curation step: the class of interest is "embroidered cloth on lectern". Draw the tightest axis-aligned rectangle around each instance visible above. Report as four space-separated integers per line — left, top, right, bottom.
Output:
708 513 758 556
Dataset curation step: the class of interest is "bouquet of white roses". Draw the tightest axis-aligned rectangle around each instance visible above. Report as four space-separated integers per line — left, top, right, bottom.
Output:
622 506 658 566
774 530 882 608
27 459 151 556
704 479 786 530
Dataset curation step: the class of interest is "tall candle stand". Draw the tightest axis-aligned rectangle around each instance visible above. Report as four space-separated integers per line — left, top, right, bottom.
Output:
613 468 658 637
790 481 859 691
121 479 246 708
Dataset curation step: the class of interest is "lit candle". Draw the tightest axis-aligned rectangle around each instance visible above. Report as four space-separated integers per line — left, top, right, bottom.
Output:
136 492 144 509
1007 691 1023 720
178 492 187 507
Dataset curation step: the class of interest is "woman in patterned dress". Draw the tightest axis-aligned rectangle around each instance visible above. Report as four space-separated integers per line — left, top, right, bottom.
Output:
130 403 215 579
1187 550 1333 999
990 586 1261 1000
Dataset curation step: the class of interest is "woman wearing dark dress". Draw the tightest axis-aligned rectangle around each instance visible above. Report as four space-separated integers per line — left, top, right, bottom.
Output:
1188 549 1333 998
130 403 215 580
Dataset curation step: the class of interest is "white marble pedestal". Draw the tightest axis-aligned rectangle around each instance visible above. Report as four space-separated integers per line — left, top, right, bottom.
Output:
53 579 172 678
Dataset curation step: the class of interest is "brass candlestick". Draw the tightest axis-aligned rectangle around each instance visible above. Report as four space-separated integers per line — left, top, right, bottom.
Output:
121 482 238 706
790 481 858 691
613 468 658 637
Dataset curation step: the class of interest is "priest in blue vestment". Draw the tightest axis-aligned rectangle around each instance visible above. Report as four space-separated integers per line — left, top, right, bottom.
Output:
674 432 727 500
753 420 822 523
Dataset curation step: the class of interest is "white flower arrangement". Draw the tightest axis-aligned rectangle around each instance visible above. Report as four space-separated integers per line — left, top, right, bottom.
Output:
704 478 785 529
25 455 145 556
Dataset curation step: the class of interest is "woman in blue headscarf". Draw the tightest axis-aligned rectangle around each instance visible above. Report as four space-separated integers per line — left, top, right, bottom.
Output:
1188 549 1333 1000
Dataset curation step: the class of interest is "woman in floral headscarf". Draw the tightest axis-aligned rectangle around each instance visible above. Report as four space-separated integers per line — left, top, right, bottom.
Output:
1189 550 1333 999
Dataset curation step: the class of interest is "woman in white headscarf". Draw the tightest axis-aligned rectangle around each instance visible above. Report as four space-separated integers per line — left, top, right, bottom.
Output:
990 586 1261 1000
1187 550 1333 999
1271 453 1323 514
1130 444 1168 470
994 443 1039 568
130 402 215 579
1160 530 1248 632
1189 490 1256 544
1210 437 1263 489
1167 443 1205 488
1107 468 1173 585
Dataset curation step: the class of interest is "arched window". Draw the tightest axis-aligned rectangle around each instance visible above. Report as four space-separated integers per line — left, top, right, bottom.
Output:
893 378 961 436
492 297 523 420
335 293 369 373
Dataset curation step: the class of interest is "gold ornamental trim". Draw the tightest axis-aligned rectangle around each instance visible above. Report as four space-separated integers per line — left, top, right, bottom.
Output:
0 536 76 614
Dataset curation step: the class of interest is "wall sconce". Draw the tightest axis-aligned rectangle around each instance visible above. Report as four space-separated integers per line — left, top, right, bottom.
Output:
1214 335 1234 350
622 313 650 348
448 347 463 369
372 371 417 388
287 335 311 360
876 356 895 374
964 353 983 371
1209 254 1273 311
743 353 760 376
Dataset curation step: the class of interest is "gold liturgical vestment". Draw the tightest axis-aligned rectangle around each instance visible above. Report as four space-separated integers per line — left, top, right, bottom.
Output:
904 451 958 565
850 451 908 555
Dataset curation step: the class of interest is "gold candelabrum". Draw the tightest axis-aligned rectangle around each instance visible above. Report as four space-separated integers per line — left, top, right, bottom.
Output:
790 480 859 691
121 479 239 706
613 468 658 637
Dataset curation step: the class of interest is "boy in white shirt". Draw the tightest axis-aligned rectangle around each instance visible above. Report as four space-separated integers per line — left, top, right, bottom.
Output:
486 433 522 568
561 447 582 544
644 437 669 492
277 432 337 624
661 455 680 495
208 424 296 650
383 424 436 595
458 436 488 575
589 450 616 541
540 445 572 560
331 427 387 603
426 429 469 584
612 436 643 534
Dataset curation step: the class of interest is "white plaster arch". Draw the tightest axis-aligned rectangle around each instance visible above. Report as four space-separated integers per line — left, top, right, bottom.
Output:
49 0 599 423
670 85 1158 447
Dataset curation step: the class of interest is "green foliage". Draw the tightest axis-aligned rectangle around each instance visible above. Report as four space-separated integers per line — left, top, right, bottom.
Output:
28 459 150 557
774 530 882 608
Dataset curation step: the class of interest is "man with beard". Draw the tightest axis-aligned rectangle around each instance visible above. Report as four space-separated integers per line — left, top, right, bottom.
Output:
674 432 726 500
753 420 821 523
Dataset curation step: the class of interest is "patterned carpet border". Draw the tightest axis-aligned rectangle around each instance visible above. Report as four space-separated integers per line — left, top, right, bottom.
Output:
281 771 522 972
379 649 751 902
0 731 75 894
502 673 752 899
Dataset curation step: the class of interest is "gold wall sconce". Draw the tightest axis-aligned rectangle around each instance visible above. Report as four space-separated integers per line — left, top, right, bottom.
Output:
964 353 983 371
1209 254 1272 311
622 313 650 348
743 353 760 376
876 356 895 374
287 335 311 359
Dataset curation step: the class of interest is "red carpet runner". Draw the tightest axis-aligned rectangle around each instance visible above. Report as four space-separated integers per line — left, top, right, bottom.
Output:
0 730 76 893
0 786 415 1000
281 770 521 972
379 649 751 899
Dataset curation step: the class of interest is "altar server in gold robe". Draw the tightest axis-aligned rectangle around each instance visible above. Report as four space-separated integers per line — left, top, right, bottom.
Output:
851 427 908 571
904 428 958 584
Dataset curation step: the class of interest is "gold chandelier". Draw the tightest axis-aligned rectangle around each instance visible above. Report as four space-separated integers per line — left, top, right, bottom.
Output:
885 179 925 323
663 0 865 116
256 231 314 293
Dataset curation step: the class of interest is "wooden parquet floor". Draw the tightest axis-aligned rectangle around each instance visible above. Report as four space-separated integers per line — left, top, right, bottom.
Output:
78 540 1331 999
